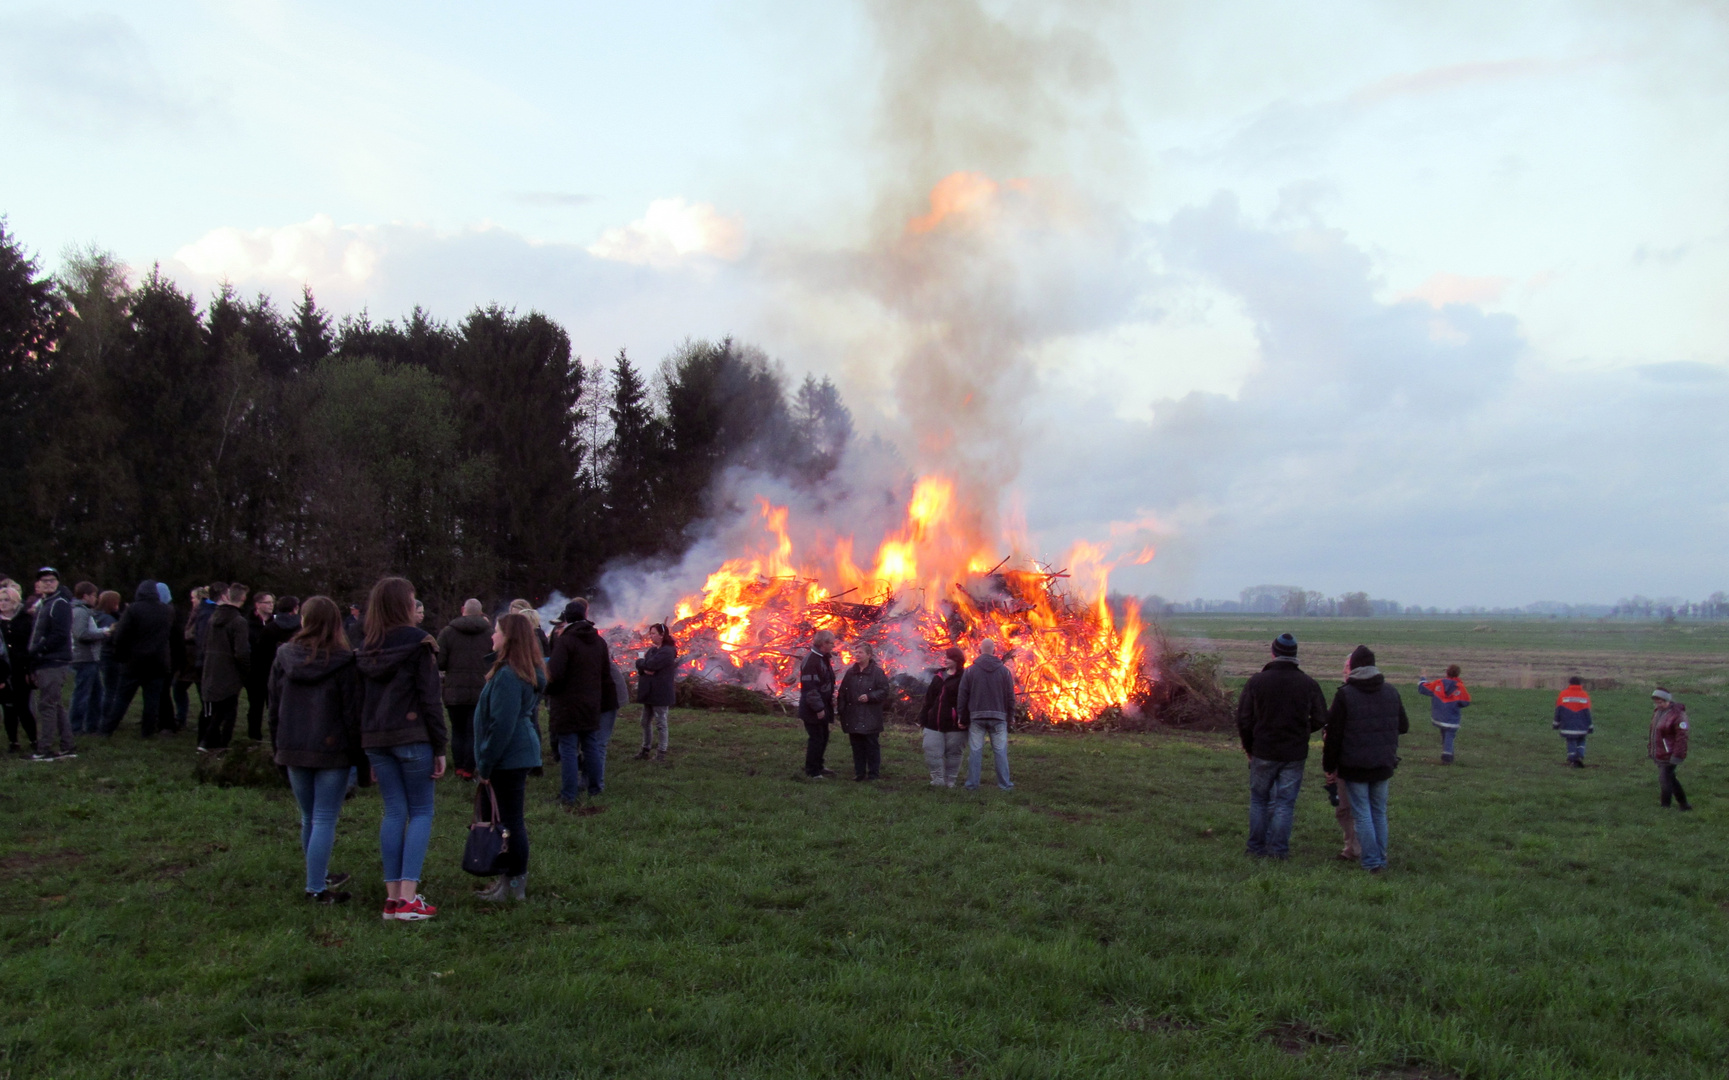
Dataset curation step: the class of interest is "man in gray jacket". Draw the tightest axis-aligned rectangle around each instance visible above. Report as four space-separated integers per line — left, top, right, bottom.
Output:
68 582 110 735
958 639 1017 791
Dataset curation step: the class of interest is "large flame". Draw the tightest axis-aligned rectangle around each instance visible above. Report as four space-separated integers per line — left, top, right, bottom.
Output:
616 476 1149 723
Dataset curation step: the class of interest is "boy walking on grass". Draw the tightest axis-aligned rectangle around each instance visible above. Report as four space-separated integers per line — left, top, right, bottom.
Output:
1417 665 1470 764
1553 676 1593 767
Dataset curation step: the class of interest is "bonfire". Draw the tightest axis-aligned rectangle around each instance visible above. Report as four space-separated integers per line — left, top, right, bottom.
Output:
605 477 1152 724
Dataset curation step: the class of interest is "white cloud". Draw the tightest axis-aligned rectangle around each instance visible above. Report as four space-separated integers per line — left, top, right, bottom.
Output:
174 215 382 286
586 198 748 268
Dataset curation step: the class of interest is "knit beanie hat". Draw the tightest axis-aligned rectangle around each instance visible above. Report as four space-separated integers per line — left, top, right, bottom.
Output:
561 598 589 623
155 581 171 604
1347 644 1376 670
1271 633 1298 658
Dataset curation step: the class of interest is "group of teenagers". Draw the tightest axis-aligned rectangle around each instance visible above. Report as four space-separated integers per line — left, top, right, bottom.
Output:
1235 632 1698 873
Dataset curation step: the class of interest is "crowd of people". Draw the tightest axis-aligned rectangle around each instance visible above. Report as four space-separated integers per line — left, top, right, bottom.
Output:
1234 633 1696 873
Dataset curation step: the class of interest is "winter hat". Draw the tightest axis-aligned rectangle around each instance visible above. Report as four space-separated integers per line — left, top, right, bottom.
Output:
1651 688 1673 702
944 646 965 667
35 566 58 581
1271 633 1298 658
1347 644 1377 670
561 598 589 623
155 582 171 604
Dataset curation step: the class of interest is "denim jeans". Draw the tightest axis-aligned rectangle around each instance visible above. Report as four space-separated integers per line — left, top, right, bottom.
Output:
288 766 350 893
104 671 166 736
965 719 1012 789
1246 757 1306 857
1344 779 1391 870
1564 735 1586 763
69 662 102 734
556 731 606 801
1439 727 1457 756
640 704 669 751
367 743 436 883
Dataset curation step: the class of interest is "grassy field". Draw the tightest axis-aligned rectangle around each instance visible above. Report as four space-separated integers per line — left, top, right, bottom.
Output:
2 682 1726 1078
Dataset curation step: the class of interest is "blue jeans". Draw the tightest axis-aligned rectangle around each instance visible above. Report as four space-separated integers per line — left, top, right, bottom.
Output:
1564 735 1586 762
965 719 1012 789
1246 757 1305 857
69 662 102 734
367 743 436 884
1344 779 1391 870
288 766 350 893
556 730 606 801
1439 727 1457 756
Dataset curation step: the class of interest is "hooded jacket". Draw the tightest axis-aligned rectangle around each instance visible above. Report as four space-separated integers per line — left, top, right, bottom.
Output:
545 619 619 735
798 648 835 724
1236 658 1328 761
200 604 251 702
356 625 448 755
1322 667 1410 782
71 599 108 664
110 581 174 679
435 614 493 706
27 585 73 669
635 641 678 707
1418 677 1471 731
957 652 1016 724
1649 701 1689 764
920 668 966 732
268 642 365 771
838 660 891 735
1553 685 1594 736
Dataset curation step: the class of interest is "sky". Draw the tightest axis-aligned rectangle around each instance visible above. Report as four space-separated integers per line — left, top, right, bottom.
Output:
1 0 1725 608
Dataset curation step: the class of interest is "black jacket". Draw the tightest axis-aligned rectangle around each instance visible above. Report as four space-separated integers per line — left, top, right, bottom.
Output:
919 668 966 732
200 604 251 701
838 661 890 735
356 626 448 755
435 615 492 705
27 586 73 669
110 580 174 679
1 609 31 703
635 643 678 707
1322 669 1409 782
1235 659 1328 762
545 620 619 735
797 648 835 724
190 600 218 668
269 643 366 772
252 613 300 692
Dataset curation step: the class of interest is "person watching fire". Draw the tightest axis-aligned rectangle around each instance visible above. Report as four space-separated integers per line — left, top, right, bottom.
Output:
918 647 968 787
958 639 1016 791
1235 633 1327 860
838 641 890 781
797 630 837 779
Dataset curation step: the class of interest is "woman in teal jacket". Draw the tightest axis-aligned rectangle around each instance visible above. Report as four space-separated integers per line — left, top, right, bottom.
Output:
472 613 546 902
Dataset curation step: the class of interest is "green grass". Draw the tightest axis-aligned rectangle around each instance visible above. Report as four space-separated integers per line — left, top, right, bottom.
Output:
2 689 1726 1078
1161 615 1729 658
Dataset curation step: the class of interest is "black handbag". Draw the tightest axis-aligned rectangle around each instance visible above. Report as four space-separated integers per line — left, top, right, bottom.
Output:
461 780 511 876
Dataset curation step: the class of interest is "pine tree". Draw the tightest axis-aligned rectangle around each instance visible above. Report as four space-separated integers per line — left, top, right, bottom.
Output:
292 284 333 366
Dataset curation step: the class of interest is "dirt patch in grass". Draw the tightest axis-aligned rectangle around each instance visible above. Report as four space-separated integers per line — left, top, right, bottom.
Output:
0 849 86 876
1026 804 1095 823
1366 1068 1461 1080
1264 1020 1345 1055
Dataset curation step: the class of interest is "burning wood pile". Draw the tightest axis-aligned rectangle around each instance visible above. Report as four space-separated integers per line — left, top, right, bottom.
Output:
604 477 1153 724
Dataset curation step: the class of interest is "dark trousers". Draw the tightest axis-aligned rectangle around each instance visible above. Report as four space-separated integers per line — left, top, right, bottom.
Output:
199 696 240 749
447 703 477 774
169 681 190 730
489 767 531 877
246 683 268 740
848 732 881 779
803 721 830 777
2 697 36 748
1659 763 1689 808
104 671 167 736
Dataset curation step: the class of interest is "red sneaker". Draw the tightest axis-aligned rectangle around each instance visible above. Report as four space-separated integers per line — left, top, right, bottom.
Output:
382 898 402 922
455 768 475 781
395 894 437 921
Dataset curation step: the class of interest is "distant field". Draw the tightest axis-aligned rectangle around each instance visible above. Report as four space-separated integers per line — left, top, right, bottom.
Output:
1160 616 1729 692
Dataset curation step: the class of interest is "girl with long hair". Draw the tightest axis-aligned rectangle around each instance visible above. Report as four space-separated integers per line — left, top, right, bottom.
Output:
269 596 365 904
471 612 546 901
355 577 449 921
634 623 677 761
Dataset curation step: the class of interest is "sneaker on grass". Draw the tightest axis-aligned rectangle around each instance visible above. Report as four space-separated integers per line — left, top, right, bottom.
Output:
395 895 437 921
381 898 402 922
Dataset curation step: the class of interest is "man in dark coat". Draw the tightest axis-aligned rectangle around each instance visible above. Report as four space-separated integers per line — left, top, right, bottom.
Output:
798 629 837 779
1322 645 1409 873
243 591 279 740
545 597 619 803
1234 633 1328 859
104 580 175 737
26 568 75 760
198 583 251 751
435 599 492 778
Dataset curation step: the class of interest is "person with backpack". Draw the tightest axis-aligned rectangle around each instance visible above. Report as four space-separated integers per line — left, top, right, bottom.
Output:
269 597 366 905
1417 664 1471 765
471 613 546 902
1648 688 1691 811
1553 676 1593 767
1322 645 1410 873
838 642 890 782
634 624 677 761
27 568 76 761
356 577 449 922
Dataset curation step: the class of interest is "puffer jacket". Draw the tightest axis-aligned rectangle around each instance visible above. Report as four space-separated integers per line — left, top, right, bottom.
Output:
546 620 619 735
957 653 1016 724
1418 677 1471 731
920 668 966 732
356 626 448 755
838 661 890 735
1649 702 1689 764
1322 667 1410 782
435 614 493 706
71 599 108 664
200 604 251 701
268 642 365 771
797 648 835 723
473 665 545 778
635 642 678 707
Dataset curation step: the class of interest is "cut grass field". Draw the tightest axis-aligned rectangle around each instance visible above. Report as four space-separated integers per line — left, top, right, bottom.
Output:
2 685 1725 1078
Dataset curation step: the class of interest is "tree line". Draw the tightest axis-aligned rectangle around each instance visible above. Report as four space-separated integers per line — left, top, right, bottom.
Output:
0 219 854 621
